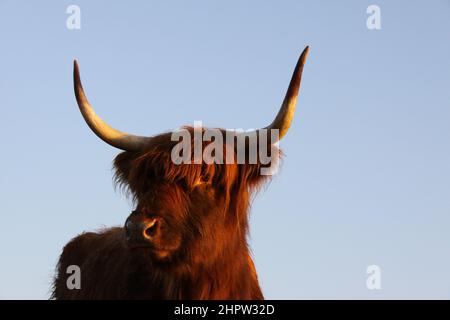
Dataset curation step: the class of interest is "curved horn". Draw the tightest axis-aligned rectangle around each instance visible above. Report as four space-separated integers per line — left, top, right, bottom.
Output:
259 46 309 142
73 60 152 151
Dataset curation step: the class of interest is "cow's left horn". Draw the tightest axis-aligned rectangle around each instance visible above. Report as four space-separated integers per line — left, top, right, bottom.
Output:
258 46 309 142
73 60 152 151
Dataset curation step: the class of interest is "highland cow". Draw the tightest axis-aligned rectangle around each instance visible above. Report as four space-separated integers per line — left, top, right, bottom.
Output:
52 47 309 299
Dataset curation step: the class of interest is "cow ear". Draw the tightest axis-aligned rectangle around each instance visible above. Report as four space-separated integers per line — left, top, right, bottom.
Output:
244 143 283 186
231 133 283 186
113 151 137 190
239 162 278 189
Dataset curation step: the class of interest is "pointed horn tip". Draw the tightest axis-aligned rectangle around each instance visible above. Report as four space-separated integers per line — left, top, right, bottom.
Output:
301 46 309 60
73 59 85 98
73 60 80 78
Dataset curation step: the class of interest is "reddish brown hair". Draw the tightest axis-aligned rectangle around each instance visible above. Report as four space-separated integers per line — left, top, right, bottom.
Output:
52 128 280 299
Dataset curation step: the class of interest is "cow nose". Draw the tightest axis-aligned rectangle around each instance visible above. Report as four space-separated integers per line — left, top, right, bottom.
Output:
125 216 162 244
142 217 161 240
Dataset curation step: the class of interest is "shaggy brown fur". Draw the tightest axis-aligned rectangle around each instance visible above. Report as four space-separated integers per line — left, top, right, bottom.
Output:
52 127 279 299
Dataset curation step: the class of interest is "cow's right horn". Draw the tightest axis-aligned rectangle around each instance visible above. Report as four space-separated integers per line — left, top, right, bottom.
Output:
73 60 152 151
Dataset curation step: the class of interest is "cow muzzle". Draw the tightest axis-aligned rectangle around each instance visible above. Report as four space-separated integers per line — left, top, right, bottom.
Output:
125 214 163 247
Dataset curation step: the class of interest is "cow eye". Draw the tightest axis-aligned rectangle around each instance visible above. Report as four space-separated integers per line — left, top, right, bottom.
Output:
178 179 189 190
201 174 211 183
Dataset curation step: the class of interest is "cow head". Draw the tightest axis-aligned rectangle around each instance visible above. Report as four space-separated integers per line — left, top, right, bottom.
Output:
73 47 309 266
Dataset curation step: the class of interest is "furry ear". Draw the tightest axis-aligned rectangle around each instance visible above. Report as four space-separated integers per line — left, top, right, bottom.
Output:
235 142 283 189
113 151 138 194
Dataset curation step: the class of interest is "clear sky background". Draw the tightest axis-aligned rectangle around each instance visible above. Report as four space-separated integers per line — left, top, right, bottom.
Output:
0 1 449 299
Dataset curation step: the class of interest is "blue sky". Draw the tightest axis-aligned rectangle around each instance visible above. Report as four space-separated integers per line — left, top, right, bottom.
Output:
0 1 449 299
